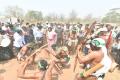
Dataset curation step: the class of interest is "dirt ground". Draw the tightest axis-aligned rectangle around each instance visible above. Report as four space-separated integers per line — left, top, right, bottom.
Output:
0 56 120 80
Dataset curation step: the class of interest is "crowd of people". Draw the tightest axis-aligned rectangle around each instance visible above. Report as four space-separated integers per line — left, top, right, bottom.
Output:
0 20 120 80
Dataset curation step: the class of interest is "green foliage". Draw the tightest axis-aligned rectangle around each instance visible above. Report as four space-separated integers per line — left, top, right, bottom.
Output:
68 10 78 23
102 11 120 23
24 10 43 22
3 6 100 23
5 6 24 18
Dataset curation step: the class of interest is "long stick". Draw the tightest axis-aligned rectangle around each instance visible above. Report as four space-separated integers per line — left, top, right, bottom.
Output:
106 31 112 49
73 53 78 72
73 21 96 72
83 63 104 77
26 44 48 61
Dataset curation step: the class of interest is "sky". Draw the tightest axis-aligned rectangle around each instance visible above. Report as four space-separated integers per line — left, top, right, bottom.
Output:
0 0 120 18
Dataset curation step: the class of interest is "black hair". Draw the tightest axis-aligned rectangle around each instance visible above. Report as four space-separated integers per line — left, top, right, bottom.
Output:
72 30 76 34
26 23 29 25
38 26 43 30
38 59 48 71
48 27 52 31
0 30 5 35
89 43 101 51
17 30 22 34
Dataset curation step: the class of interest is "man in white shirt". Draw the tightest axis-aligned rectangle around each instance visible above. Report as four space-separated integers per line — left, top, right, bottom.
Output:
13 30 25 56
32 24 43 43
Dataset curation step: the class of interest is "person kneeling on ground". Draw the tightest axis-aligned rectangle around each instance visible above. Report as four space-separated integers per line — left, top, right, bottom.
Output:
55 46 70 67
17 42 37 61
17 58 62 80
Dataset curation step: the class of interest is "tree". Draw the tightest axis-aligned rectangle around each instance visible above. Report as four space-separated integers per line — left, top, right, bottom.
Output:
24 10 43 22
44 13 58 22
102 11 120 23
68 10 78 22
5 6 24 18
83 14 96 23
58 14 65 22
44 15 52 22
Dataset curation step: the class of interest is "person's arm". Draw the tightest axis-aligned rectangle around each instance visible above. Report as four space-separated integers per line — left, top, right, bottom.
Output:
77 51 95 64
17 58 39 79
44 61 62 80
17 61 28 77
44 61 55 80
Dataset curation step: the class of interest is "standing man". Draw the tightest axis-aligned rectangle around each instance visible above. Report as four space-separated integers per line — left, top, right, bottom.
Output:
46 27 57 56
22 23 31 44
13 30 25 56
47 27 57 48
55 24 64 47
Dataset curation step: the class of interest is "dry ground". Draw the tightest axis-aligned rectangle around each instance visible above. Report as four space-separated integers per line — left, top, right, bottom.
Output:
0 56 120 80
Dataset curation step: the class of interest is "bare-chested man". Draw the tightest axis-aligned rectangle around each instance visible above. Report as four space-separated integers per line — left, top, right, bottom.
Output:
17 58 62 80
67 28 78 54
55 46 70 67
74 38 111 80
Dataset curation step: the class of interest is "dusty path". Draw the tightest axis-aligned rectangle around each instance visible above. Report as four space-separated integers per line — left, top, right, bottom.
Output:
0 57 120 80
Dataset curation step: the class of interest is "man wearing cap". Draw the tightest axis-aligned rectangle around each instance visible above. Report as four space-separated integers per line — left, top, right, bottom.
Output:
75 38 111 80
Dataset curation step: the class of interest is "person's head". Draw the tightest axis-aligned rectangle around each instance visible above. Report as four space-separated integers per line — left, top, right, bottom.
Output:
78 24 83 28
16 30 23 35
48 27 52 32
85 24 89 29
98 27 108 36
0 30 5 35
58 46 68 56
38 59 48 71
90 38 105 51
1 23 4 26
31 24 35 27
37 23 40 26
106 24 112 32
72 28 77 34
26 23 29 26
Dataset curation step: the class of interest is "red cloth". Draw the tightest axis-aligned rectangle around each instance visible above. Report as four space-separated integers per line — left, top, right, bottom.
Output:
106 31 112 49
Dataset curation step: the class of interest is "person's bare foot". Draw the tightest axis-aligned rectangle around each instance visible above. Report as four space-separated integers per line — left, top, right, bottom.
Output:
109 62 118 72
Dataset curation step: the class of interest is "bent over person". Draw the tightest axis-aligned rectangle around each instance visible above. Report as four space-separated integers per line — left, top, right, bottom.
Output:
17 58 62 80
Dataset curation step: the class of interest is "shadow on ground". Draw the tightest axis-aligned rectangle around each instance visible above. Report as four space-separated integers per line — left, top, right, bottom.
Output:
0 69 6 74
0 60 9 64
